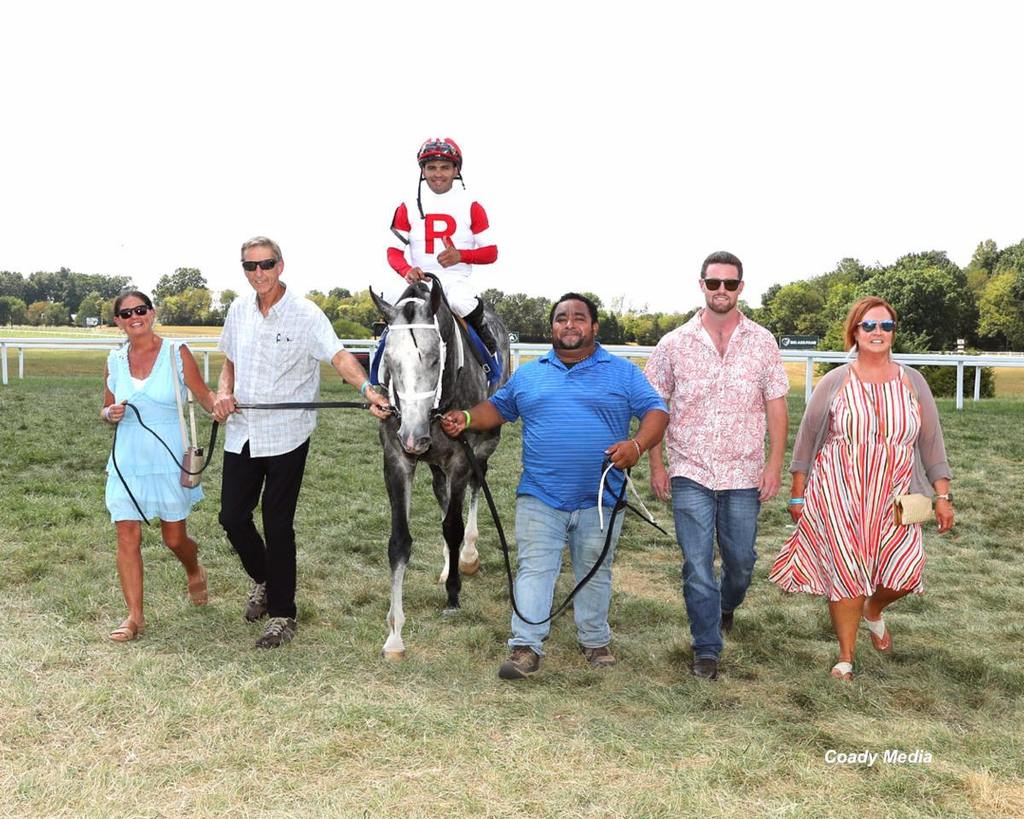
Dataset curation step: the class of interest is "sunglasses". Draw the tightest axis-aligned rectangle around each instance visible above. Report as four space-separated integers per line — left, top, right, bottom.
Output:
242 258 278 272
859 319 896 333
117 305 152 320
703 278 741 292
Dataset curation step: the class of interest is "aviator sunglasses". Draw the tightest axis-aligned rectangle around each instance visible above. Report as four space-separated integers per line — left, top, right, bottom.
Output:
117 305 152 320
242 258 278 272
859 319 896 333
702 278 741 292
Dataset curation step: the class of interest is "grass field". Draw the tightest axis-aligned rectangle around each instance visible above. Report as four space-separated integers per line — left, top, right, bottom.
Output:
1 360 1023 816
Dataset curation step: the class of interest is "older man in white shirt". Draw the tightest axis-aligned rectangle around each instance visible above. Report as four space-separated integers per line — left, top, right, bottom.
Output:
213 236 389 648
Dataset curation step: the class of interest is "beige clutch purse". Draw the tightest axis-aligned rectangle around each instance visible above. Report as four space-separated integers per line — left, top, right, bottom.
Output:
894 493 932 526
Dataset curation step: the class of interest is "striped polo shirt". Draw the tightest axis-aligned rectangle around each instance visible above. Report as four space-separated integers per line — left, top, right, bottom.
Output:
490 344 667 512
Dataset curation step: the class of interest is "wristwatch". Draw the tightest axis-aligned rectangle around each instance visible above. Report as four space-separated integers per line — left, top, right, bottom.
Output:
935 492 954 503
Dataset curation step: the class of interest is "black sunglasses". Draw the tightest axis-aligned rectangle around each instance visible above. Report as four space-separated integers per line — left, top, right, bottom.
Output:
117 305 152 320
859 319 896 333
242 258 278 272
703 278 741 292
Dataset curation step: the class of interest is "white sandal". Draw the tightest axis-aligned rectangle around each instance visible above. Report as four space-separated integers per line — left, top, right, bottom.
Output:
830 661 854 681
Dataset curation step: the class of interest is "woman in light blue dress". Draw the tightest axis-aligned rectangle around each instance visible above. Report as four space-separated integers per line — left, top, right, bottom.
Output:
101 291 216 641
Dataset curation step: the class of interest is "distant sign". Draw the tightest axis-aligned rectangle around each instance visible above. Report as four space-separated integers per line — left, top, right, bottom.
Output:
85 317 100 327
508 332 520 344
780 335 818 349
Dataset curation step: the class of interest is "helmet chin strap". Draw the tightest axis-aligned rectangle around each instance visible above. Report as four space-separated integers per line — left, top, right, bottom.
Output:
416 172 465 219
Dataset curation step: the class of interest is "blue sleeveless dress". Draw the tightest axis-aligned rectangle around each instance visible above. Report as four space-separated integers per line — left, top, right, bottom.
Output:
104 341 204 522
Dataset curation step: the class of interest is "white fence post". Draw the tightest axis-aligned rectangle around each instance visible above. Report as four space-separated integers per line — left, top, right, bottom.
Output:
19 346 25 379
804 357 814 404
1 343 7 385
203 351 210 384
955 360 964 410
974 366 981 401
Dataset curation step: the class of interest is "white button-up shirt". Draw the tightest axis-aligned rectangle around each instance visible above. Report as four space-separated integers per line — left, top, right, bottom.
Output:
218 285 345 457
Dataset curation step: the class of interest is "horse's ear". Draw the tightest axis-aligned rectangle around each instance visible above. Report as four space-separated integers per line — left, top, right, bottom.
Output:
429 278 442 316
370 288 397 324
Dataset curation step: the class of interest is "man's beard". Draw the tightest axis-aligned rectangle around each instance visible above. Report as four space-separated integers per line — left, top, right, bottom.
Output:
706 297 734 314
554 334 585 350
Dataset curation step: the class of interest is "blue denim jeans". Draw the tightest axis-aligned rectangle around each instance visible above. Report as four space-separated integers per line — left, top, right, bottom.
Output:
671 477 760 660
509 494 624 655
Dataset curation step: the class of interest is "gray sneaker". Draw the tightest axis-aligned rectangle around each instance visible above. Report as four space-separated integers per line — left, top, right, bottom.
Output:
255 617 296 649
244 582 268 622
498 646 541 680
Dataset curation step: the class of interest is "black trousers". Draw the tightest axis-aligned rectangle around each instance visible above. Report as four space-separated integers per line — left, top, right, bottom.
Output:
219 439 310 620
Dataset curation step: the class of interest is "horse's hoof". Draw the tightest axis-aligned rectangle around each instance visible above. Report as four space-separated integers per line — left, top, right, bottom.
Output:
459 557 481 575
442 606 460 617
381 649 406 661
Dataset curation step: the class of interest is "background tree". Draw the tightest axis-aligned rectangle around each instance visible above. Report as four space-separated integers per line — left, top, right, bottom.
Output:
0 271 29 301
0 296 29 326
157 288 213 326
153 268 207 302
219 289 239 314
75 291 105 326
27 300 70 326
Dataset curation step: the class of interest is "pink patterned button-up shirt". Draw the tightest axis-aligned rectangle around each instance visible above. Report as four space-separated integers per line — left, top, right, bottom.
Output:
646 310 789 490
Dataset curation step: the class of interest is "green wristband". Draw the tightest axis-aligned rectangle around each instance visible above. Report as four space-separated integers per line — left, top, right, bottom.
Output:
360 380 370 396
788 498 805 505
463 410 472 428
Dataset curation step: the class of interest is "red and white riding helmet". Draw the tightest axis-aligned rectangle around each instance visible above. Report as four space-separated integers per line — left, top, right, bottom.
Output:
417 138 463 169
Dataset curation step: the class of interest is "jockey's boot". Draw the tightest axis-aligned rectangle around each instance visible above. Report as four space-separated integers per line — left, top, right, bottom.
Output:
464 298 500 357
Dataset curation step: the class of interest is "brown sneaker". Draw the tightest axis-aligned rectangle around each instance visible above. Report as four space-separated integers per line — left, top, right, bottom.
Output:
581 644 617 669
498 646 541 680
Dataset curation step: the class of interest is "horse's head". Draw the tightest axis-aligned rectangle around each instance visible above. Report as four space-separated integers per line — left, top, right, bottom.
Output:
371 281 447 455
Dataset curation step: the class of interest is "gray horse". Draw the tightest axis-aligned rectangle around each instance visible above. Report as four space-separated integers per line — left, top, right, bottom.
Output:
370 280 510 658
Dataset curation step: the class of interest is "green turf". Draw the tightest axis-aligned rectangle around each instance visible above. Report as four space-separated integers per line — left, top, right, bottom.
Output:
1 372 1022 817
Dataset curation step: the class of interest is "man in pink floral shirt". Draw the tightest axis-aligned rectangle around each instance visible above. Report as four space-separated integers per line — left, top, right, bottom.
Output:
646 251 789 681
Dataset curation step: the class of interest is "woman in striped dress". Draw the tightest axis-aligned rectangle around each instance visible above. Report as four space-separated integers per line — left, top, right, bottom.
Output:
769 297 955 681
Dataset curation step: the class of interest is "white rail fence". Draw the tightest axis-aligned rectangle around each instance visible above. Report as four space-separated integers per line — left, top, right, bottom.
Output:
3 337 1024 411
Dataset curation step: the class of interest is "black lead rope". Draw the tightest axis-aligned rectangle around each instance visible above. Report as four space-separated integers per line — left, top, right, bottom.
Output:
111 401 221 525
457 435 630 626
110 399 380 524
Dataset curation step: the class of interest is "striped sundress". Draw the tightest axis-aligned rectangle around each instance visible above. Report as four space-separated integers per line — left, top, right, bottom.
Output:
769 367 925 601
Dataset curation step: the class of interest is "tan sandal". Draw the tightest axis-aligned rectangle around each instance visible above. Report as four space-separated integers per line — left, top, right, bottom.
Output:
187 566 209 606
830 661 854 681
109 618 145 642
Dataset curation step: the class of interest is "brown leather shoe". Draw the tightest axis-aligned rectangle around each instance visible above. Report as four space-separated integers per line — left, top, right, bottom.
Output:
691 657 719 681
498 646 541 680
581 645 617 669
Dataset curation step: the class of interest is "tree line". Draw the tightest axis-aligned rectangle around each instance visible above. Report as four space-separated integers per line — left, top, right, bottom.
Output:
3 239 1022 353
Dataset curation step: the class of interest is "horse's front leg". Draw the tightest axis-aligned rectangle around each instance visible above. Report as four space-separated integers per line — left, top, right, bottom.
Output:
383 454 415 660
459 482 482 576
442 479 468 612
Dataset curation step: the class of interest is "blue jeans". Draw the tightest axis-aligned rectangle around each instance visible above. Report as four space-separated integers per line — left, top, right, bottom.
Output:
671 477 760 660
509 495 624 655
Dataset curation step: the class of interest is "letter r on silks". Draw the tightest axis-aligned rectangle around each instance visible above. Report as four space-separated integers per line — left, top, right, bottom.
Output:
424 214 456 253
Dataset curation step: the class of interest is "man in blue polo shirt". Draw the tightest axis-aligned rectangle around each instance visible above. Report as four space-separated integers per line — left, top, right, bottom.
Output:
441 293 668 680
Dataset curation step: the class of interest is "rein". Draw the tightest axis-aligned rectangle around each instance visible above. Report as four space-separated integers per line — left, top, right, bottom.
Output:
110 399 376 524
456 434 631 626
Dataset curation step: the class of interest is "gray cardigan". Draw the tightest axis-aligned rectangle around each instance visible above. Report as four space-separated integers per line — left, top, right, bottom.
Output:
790 363 952 496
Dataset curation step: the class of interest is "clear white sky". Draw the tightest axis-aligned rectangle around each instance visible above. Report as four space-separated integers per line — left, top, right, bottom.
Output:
2 1 1021 313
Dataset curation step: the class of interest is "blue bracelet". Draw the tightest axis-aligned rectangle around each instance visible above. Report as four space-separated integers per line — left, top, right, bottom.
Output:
788 498 805 505
359 380 370 396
